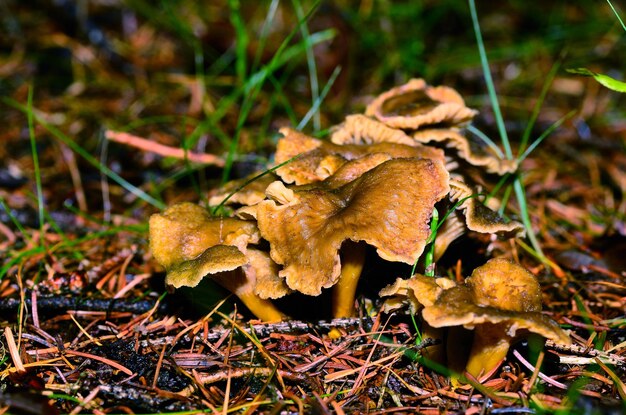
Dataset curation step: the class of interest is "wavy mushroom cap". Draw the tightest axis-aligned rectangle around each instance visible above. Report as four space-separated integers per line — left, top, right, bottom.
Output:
421 280 570 344
149 202 260 271
256 158 450 296
365 78 478 130
411 128 518 175
380 274 456 314
275 128 444 185
449 180 525 239
330 114 416 146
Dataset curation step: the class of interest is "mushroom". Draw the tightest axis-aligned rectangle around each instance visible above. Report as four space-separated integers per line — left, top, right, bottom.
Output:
365 78 478 130
256 158 450 317
274 127 444 185
381 258 571 377
149 202 287 321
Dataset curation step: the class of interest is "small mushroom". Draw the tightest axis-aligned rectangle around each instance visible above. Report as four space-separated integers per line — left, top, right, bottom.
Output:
365 78 478 130
382 258 571 377
149 202 286 321
256 158 450 317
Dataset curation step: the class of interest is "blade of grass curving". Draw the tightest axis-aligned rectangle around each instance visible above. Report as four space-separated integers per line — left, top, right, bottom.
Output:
519 57 562 155
3 98 165 209
466 125 505 159
607 0 626 31
293 0 321 130
468 0 512 159
212 153 303 216
469 0 550 262
518 110 576 163
26 86 45 246
297 65 342 130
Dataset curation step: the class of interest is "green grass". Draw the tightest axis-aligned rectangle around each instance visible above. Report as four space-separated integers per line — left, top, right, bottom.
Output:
467 0 575 265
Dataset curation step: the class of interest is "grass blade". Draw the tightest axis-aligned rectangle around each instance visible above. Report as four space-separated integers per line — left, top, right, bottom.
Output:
517 110 576 163
468 0 512 159
607 0 626 31
519 57 562 155
293 0 321 130
466 125 505 159
26 86 45 245
297 65 342 131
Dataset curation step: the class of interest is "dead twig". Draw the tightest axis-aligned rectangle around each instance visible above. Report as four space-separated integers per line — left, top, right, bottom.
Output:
105 130 225 167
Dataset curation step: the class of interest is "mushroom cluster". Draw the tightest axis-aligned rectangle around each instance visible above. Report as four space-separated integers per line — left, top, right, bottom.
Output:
149 79 525 321
381 258 571 377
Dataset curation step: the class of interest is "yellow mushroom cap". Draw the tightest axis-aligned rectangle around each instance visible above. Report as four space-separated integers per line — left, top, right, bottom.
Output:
466 258 542 312
149 202 260 271
256 158 450 296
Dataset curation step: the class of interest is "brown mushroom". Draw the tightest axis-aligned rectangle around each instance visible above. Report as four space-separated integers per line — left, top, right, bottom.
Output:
365 78 478 130
256 158 450 317
382 259 571 377
149 202 286 321
274 127 444 185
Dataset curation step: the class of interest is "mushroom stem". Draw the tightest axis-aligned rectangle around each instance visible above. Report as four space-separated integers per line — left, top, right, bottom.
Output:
214 271 286 322
465 323 510 377
236 291 286 322
332 242 367 318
